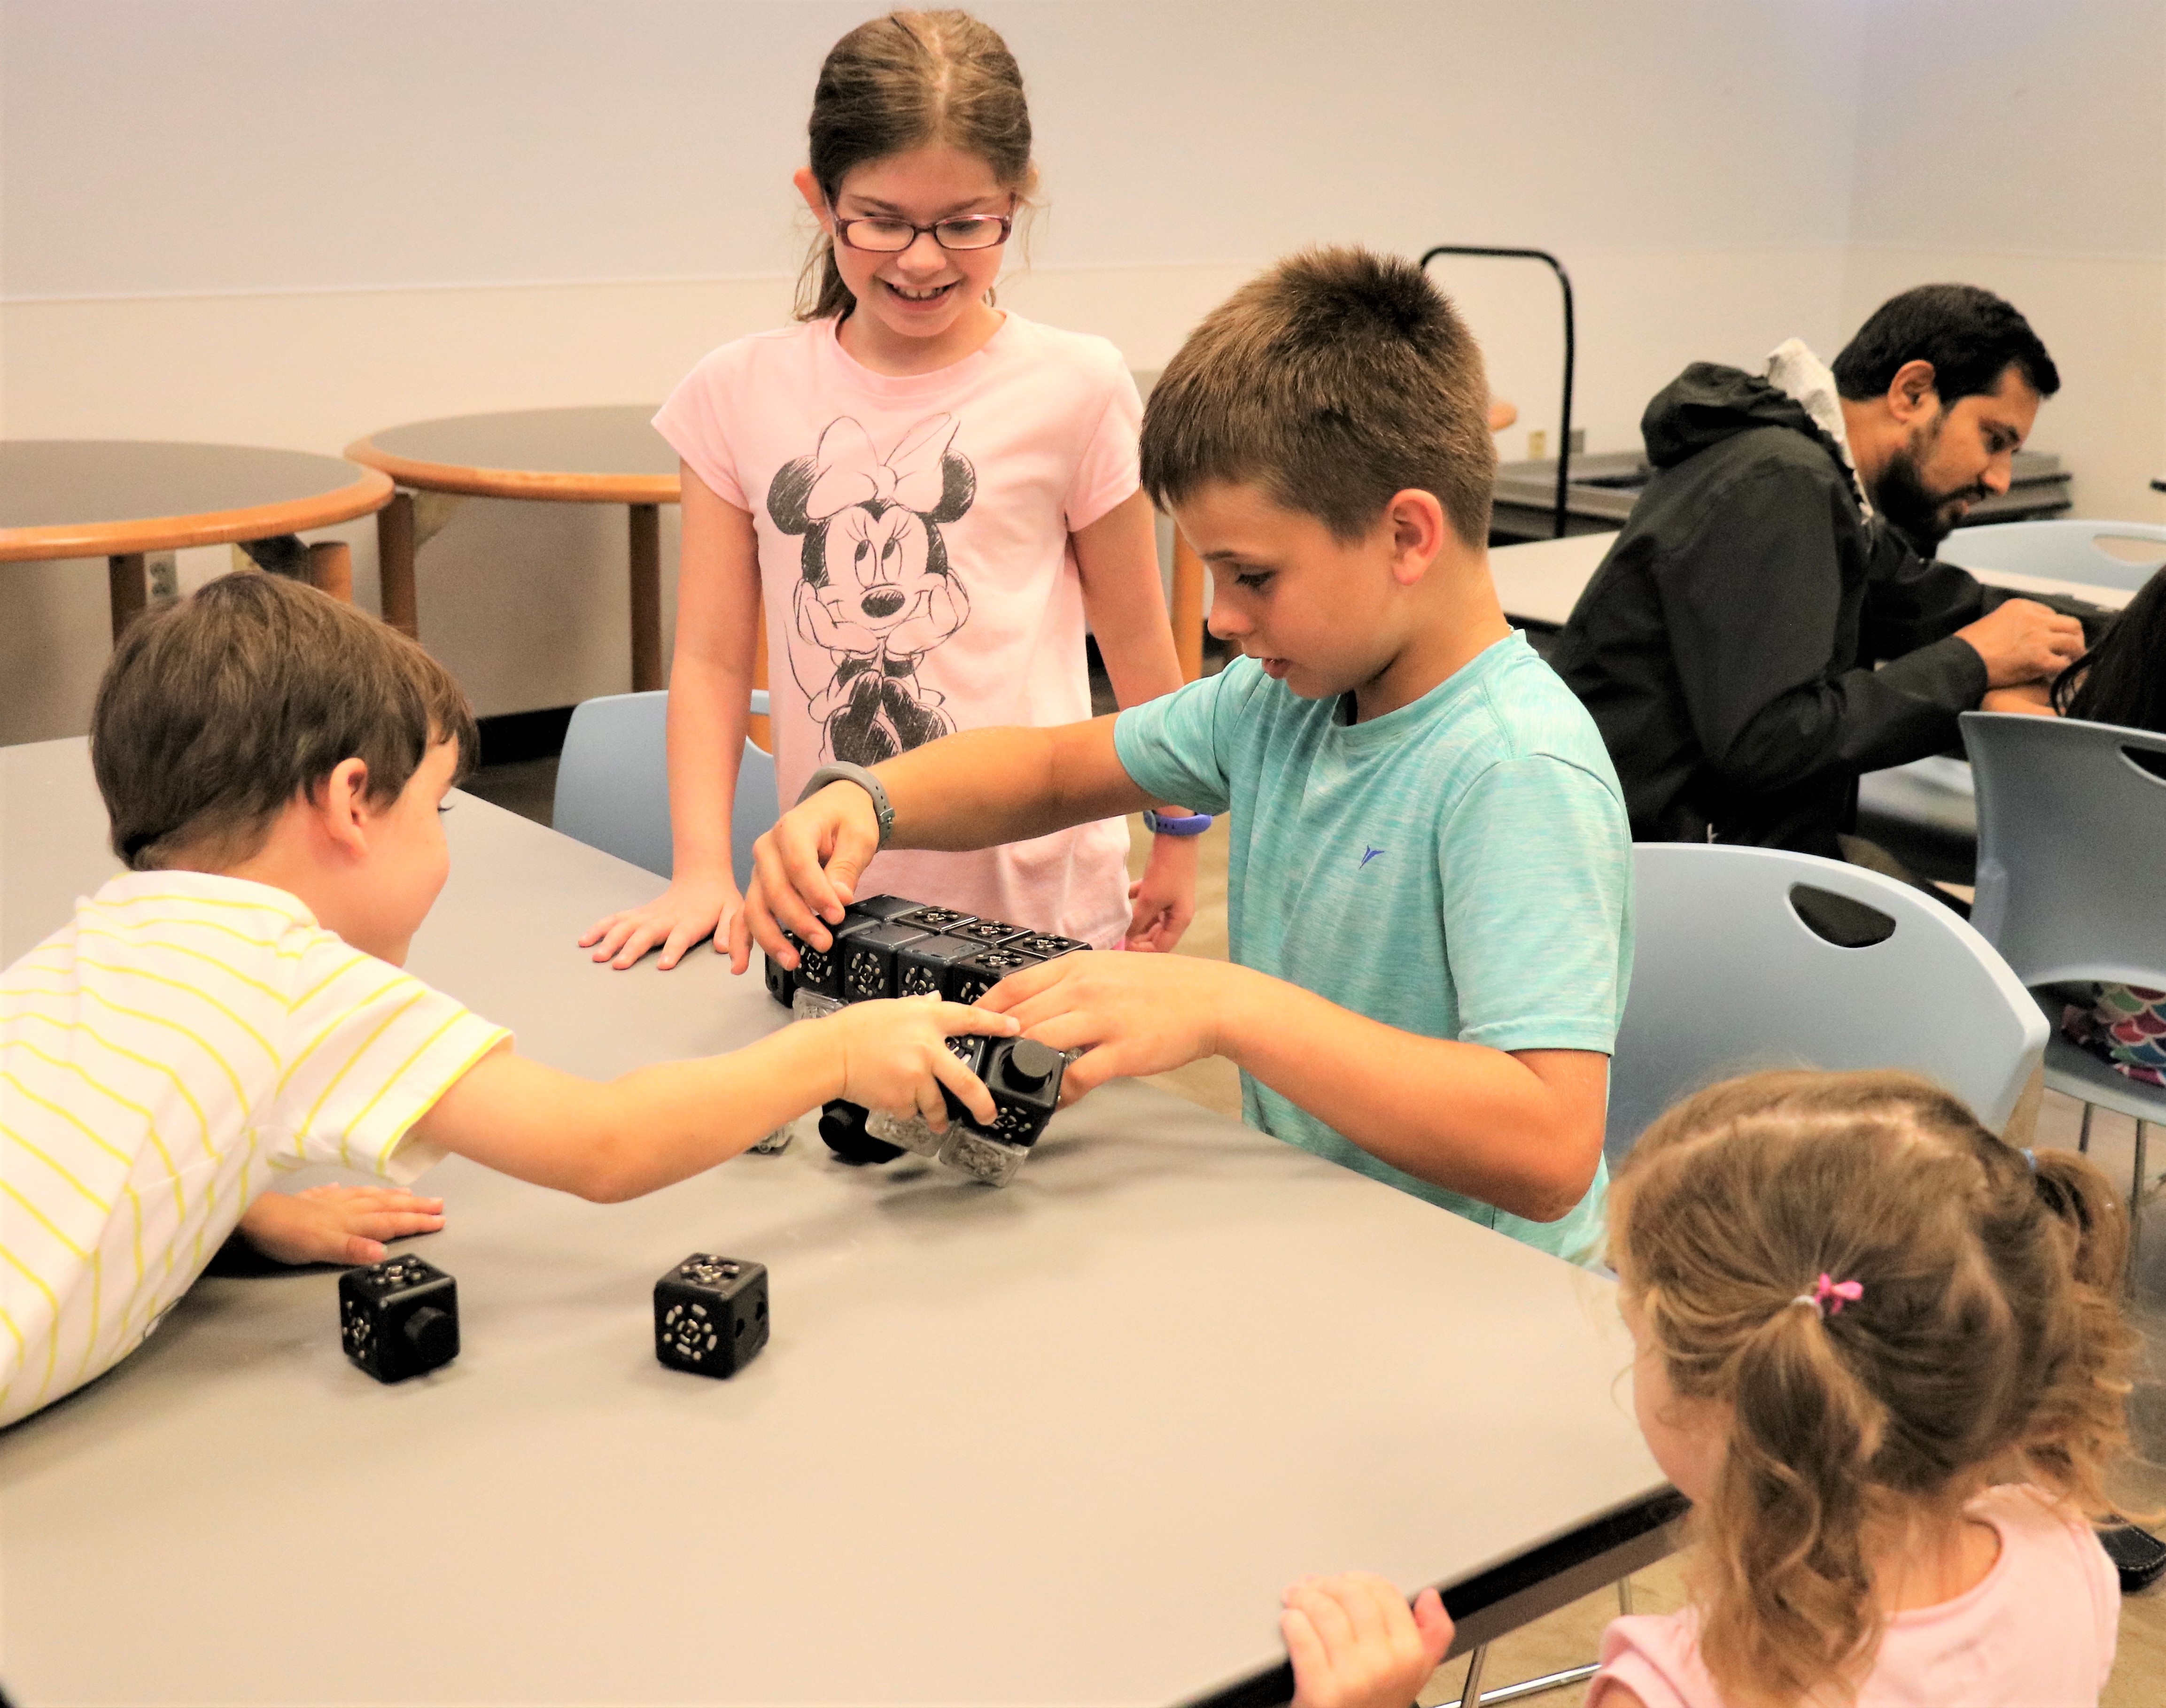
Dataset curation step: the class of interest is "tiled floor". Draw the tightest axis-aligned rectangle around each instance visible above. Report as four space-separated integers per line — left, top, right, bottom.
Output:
487 753 2165 1703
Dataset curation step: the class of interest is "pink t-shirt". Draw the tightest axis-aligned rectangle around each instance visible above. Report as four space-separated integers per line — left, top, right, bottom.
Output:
654 313 1142 946
1588 1486 2119 1708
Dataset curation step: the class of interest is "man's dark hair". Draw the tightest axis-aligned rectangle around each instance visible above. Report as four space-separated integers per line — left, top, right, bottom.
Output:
92 571 478 870
1140 246 1494 549
1831 283 2060 406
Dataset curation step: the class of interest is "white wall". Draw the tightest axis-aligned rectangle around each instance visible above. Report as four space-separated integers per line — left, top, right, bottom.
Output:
5 0 2155 745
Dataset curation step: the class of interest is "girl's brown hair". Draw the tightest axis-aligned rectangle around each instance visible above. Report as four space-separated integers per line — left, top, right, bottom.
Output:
795 9 1034 323
1611 1070 2135 1708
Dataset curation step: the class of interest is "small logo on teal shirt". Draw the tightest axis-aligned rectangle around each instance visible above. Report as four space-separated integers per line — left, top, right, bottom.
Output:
1360 845 1386 868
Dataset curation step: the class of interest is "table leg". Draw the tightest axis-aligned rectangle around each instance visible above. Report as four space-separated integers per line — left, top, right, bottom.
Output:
1171 532 1206 682
307 541 355 603
629 502 663 693
377 490 419 638
108 553 148 642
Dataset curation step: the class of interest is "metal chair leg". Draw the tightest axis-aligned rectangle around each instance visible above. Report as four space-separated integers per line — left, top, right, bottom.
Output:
2079 1102 2094 1154
1617 1575 1635 1616
1459 1644 1488 1706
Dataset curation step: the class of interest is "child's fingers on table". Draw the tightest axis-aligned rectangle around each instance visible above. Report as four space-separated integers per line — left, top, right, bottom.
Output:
1279 1608 1332 1704
341 1234 391 1265
1284 1579 1359 1657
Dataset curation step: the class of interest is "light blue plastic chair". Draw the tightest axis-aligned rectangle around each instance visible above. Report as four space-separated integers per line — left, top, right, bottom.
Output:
1606 843 2048 1164
551 689 778 889
1964 711 2166 1265
1939 518 2166 593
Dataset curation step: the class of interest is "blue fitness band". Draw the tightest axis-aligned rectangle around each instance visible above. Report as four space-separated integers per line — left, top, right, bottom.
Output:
1142 809 1213 837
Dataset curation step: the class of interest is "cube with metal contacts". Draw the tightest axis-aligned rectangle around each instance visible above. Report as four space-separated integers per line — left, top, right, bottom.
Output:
947 943 1043 1005
893 931 982 999
840 920 931 1001
339 1254 459 1384
654 1254 770 1378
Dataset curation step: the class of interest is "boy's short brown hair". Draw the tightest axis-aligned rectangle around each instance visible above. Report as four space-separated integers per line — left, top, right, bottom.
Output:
1140 246 1495 549
92 571 478 870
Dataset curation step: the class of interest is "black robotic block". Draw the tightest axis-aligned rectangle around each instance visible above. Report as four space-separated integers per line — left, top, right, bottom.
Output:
654 1254 769 1378
840 920 931 1002
845 895 923 923
947 917 1030 949
894 931 982 999
1009 932 1089 962
893 904 978 936
818 1098 905 1165
971 1037 1064 1149
339 1254 459 1384
761 943 795 1007
949 944 1042 1005
785 915 879 999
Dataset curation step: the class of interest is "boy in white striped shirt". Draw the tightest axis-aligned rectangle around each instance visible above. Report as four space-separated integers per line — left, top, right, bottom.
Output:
0 572 1014 1429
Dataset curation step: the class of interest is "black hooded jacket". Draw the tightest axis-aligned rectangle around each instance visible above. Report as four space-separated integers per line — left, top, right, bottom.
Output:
1549 363 1998 858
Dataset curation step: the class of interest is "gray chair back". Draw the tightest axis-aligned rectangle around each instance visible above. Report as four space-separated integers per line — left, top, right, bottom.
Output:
552 689 778 889
1606 843 2046 1161
1939 519 2166 592
1963 710 2166 989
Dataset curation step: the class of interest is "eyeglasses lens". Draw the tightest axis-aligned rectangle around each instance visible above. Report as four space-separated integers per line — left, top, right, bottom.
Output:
844 217 1006 252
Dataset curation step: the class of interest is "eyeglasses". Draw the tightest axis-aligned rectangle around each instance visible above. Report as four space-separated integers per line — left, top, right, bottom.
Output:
831 210 1013 254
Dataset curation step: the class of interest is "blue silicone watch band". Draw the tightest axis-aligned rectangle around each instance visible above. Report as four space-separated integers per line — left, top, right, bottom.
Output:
1142 809 1213 837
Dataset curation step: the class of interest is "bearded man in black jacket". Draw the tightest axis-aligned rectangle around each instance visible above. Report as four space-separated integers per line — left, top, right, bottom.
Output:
1552 284 2094 859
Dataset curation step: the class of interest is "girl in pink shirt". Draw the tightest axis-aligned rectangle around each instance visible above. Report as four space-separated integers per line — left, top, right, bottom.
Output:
583 9 1196 970
1280 1070 2138 1708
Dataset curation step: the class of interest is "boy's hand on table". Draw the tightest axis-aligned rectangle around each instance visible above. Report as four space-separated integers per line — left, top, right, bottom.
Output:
975 951 1240 1098
236 1185 446 1267
735 782 885 966
825 996 1021 1130
1283 1575 1452 1708
580 871 743 972
1125 829 1199 952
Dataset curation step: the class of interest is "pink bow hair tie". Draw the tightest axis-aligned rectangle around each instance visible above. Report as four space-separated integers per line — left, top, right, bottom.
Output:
1793 1273 1863 1316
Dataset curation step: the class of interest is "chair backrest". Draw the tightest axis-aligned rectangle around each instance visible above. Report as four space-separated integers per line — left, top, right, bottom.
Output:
551 689 778 889
1938 519 2166 592
1606 844 2047 1161
1962 710 2166 990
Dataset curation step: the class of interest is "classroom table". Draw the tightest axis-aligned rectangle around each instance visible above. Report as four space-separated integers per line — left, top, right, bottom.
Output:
1490 528 2139 629
0 737 1677 1708
346 407 681 690
0 440 393 641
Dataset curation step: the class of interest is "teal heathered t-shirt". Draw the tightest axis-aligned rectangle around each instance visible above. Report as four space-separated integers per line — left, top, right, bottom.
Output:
1113 632 1633 1261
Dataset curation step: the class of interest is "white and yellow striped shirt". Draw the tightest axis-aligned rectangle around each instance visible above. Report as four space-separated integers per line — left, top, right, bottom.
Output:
0 871 508 1428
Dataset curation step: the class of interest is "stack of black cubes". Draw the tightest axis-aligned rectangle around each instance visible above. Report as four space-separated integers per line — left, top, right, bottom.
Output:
762 896 1086 1186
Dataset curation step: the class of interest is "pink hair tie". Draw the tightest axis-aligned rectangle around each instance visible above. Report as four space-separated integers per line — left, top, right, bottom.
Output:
1792 1273 1863 1317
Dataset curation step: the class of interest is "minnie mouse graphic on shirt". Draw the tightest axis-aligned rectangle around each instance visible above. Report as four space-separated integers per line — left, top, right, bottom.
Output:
767 414 976 765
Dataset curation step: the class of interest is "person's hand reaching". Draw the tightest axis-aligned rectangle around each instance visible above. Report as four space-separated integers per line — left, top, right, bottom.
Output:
236 1185 446 1267
1283 1575 1453 1708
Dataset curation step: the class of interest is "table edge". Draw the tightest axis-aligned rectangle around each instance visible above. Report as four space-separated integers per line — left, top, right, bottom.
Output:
1179 1485 1687 1708
346 434 681 504
0 466 394 562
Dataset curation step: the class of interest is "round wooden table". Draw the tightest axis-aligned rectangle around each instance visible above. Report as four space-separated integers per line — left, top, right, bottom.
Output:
0 441 393 641
347 407 680 691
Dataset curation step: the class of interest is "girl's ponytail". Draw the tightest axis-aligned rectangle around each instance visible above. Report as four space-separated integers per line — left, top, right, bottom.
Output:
1611 1070 2144 1708
1700 1292 1887 1702
795 10 1035 324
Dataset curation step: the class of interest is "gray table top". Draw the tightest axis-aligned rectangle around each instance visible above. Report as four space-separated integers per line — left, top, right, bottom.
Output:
0 738 1665 1708
0 441 390 560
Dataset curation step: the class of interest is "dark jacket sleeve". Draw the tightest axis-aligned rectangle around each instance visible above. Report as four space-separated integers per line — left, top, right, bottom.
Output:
1657 465 1987 792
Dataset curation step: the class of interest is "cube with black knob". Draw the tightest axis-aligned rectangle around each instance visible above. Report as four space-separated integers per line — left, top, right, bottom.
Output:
864 1032 989 1159
339 1254 459 1384
938 1037 1067 1186
817 1097 906 1165
654 1254 769 1378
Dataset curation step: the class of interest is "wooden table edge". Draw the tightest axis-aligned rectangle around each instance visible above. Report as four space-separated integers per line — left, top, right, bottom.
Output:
0 467 395 563
345 436 681 505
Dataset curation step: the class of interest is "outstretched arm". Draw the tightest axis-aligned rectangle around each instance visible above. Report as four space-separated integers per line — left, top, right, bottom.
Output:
734 715 1159 962
412 1000 1020 1204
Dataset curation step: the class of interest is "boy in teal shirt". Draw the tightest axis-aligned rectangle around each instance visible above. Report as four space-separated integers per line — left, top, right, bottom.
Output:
735 247 1632 1259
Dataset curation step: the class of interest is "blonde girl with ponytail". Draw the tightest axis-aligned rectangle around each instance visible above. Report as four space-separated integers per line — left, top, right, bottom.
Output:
1277 1068 2140 1708
1590 1069 2138 1708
